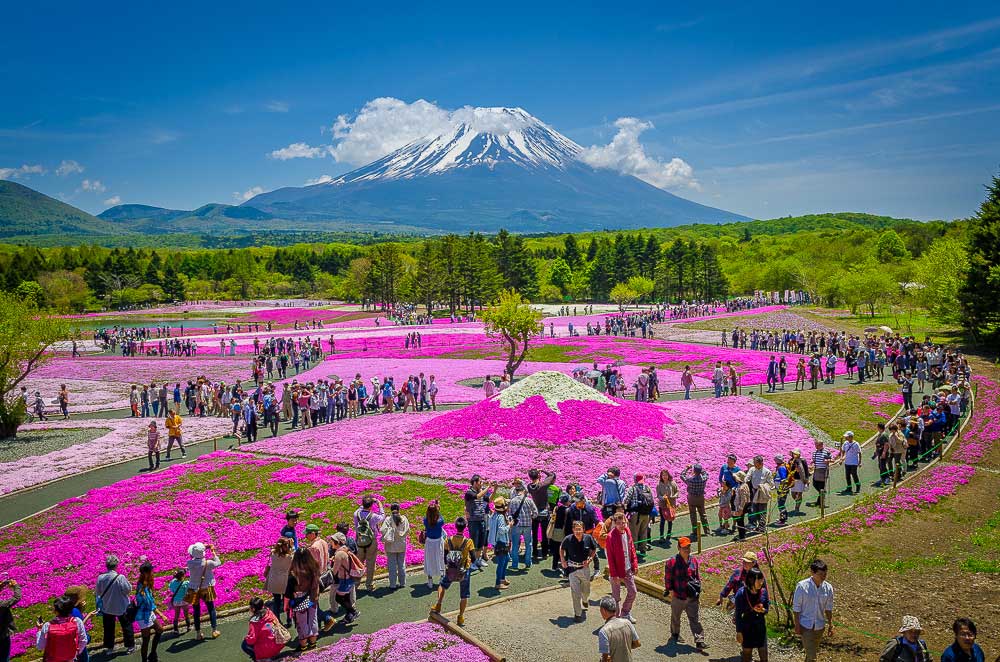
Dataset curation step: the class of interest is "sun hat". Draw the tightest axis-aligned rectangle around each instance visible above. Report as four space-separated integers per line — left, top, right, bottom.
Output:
791 448 802 457
843 431 855 439
304 523 320 534
742 551 758 563
677 536 691 548
493 497 508 509
330 532 347 545
899 615 923 633
733 471 746 483
188 542 206 559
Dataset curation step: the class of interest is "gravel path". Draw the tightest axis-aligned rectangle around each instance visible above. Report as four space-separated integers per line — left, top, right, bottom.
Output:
460 577 798 662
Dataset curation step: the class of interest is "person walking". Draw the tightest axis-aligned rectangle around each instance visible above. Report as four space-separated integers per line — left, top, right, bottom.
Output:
879 616 932 662
605 513 639 624
379 504 410 590
681 366 695 400
839 432 862 494
656 469 679 543
792 559 834 662
145 421 161 471
560 520 598 623
164 409 186 459
734 567 769 662
597 596 641 662
95 554 135 654
663 536 707 651
134 560 165 662
430 517 477 627
940 617 985 662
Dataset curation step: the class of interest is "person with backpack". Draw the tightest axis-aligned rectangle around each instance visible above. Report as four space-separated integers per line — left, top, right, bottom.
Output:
242 597 289 662
1 578 22 662
35 597 86 662
329 533 362 625
95 554 135 654
134 561 165 662
879 616 932 662
430 517 477 627
352 495 385 592
623 474 654 554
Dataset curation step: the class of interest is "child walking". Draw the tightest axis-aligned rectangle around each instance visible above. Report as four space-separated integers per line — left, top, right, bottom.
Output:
167 569 191 634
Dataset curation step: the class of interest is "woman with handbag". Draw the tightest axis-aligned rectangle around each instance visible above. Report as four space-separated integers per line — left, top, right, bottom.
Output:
422 501 445 588
185 543 222 641
134 561 166 662
330 534 361 625
287 549 320 650
487 497 512 590
242 597 289 662
263 537 294 625
656 470 678 543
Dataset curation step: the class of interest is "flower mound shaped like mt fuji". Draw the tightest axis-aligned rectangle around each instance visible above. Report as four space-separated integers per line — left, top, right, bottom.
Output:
415 370 673 445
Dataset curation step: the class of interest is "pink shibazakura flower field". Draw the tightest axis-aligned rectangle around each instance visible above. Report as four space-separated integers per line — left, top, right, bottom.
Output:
22 378 131 413
33 356 258 385
951 376 999 464
0 452 457 658
0 416 232 496
295 621 490 661
252 394 814 500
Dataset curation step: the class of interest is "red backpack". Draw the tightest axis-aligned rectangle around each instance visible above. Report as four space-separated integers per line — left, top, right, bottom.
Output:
43 618 79 662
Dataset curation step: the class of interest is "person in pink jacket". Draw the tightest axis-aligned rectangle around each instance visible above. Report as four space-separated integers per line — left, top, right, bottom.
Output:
242 597 286 661
605 512 639 624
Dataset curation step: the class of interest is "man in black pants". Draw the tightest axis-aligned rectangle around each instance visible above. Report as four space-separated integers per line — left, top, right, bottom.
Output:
526 468 556 561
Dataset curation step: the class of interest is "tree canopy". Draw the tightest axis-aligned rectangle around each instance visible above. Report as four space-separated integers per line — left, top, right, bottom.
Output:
481 288 542 378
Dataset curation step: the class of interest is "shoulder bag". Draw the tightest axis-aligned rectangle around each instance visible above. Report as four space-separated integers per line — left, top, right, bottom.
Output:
183 561 206 605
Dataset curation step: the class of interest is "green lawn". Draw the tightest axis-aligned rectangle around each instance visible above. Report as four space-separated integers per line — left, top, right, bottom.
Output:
760 381 902 443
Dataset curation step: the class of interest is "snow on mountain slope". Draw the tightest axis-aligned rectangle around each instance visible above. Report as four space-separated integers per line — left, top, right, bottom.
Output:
329 107 582 184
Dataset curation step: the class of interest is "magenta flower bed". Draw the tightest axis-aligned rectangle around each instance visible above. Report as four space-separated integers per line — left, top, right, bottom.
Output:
251 395 814 496
242 308 364 324
951 377 998 464
296 621 489 661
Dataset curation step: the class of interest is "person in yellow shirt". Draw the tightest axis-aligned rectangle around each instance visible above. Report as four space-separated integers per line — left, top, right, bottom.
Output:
165 410 186 459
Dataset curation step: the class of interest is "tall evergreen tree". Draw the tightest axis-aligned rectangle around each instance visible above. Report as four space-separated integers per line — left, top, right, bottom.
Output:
959 174 1000 340
563 234 583 269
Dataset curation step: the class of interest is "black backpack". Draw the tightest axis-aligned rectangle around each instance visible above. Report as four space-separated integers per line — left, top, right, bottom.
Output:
632 485 655 515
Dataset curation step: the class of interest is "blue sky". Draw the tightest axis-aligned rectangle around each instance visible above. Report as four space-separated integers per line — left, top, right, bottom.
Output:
2 1 999 221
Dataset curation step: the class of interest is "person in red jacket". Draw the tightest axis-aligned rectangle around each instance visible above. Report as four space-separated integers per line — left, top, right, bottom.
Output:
242 597 287 661
605 512 639 624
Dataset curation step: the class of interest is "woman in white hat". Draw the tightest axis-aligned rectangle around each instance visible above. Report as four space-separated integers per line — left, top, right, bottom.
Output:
186 542 222 640
879 615 930 662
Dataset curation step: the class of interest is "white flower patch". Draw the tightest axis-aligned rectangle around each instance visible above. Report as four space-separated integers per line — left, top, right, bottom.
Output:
498 370 617 413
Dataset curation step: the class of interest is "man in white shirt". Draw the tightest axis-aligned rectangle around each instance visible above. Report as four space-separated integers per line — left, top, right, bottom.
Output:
793 559 835 662
839 431 862 494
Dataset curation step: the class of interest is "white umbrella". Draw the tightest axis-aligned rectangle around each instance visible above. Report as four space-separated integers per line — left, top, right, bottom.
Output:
879 325 893 333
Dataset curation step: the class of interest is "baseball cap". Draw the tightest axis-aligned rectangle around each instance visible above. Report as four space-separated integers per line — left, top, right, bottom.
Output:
677 536 691 548
304 523 320 534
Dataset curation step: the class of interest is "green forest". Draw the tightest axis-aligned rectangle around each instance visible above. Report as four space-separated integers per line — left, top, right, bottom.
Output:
1 191 998 341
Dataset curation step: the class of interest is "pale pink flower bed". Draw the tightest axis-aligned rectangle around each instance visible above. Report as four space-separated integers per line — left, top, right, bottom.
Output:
22 378 132 413
0 416 232 496
296 621 489 661
251 395 813 499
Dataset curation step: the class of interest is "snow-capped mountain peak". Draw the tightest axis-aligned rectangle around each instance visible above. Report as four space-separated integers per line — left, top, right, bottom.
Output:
329 107 583 185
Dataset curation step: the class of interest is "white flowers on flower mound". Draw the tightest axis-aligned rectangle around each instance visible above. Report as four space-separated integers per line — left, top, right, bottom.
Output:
499 370 617 413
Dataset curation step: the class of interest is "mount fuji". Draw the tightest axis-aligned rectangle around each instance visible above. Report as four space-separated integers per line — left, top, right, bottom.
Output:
247 107 748 232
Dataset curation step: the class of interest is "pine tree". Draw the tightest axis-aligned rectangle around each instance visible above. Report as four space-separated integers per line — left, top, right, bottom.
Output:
563 234 583 269
959 174 1000 340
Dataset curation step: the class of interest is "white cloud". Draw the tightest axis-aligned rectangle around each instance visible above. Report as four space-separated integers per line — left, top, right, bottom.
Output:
269 142 328 160
0 164 45 180
328 98 454 164
56 159 84 176
150 130 179 145
265 100 290 113
234 186 265 202
580 118 699 191
80 179 107 193
305 174 334 185
103 195 122 206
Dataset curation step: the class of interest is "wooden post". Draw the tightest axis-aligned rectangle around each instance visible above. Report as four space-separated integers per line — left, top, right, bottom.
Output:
819 491 825 519
696 521 702 554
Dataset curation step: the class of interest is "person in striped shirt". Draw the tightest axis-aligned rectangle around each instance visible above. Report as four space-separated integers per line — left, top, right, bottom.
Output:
807 441 832 507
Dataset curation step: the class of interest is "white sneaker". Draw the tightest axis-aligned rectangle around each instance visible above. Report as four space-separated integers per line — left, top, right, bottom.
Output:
624 613 637 624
